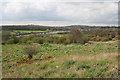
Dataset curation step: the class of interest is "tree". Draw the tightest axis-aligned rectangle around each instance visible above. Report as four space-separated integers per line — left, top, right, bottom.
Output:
69 28 88 44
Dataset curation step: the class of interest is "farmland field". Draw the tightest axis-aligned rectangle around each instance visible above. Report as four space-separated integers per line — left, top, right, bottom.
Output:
50 34 68 37
11 30 47 35
2 41 118 78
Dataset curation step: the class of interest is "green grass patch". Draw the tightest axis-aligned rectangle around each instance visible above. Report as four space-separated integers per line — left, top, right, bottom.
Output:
11 30 47 35
50 34 68 37
2 41 118 78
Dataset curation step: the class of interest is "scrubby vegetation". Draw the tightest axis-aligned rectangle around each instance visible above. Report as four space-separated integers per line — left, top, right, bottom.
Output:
2 27 119 78
2 28 118 44
2 28 118 45
2 41 118 78
88 29 118 42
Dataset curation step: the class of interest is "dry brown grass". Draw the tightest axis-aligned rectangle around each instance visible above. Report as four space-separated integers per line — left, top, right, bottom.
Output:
96 40 117 43
69 53 117 61
55 53 118 62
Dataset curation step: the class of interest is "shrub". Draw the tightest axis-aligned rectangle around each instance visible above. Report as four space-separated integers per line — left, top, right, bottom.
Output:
6 36 19 44
12 36 19 43
63 38 71 45
100 37 109 42
2 40 5 45
61 36 71 45
53 37 59 44
23 45 39 59
90 37 96 41
45 37 54 43
96 37 101 41
57 36 67 44
82 36 89 44
6 39 15 44
26 40 33 44
20 35 34 43
32 37 44 44
112 38 118 41
2 31 11 41
108 36 112 40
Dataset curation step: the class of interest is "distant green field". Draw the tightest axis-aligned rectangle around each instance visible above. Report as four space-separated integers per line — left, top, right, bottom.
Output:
11 30 47 34
2 41 118 78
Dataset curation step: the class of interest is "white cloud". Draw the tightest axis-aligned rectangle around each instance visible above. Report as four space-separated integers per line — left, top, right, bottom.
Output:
1 0 119 2
1 0 118 26
56 2 117 24
4 2 25 14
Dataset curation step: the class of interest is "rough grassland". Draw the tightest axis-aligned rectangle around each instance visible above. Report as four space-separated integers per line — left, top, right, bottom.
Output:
2 41 118 78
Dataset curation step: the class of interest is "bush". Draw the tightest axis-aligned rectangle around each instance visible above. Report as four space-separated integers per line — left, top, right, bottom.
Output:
12 36 19 43
60 36 71 45
2 31 11 41
32 37 44 44
95 37 101 41
57 36 67 44
112 38 118 41
20 35 34 43
6 39 15 44
23 45 39 59
2 40 5 45
100 37 109 42
81 36 89 44
6 37 19 44
90 37 96 41
63 38 71 45
26 40 33 44
53 37 59 44
108 36 112 40
45 37 54 43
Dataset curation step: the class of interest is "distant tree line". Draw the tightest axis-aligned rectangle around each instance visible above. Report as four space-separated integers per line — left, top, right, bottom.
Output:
2 25 70 31
2 28 119 45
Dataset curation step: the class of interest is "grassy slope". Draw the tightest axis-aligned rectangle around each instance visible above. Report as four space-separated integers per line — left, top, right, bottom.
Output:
2 41 118 78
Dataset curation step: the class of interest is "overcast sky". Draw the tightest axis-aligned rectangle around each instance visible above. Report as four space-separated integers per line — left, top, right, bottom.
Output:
0 0 119 26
